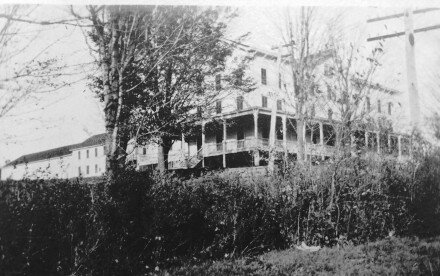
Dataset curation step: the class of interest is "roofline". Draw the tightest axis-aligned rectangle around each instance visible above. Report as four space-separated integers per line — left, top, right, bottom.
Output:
222 38 333 65
3 152 73 168
70 142 105 150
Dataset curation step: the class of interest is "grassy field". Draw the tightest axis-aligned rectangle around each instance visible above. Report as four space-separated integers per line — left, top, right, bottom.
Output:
162 236 440 275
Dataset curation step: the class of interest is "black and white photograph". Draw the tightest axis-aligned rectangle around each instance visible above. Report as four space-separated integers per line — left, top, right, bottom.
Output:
1 0 440 274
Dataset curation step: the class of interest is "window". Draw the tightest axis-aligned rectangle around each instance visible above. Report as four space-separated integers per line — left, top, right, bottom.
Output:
377 100 381 113
367 132 378 151
86 165 89 175
78 166 81 176
262 96 268 108
215 74 221 91
95 164 98 173
234 69 243 86
197 106 202 117
311 104 315 118
306 123 320 144
388 102 392 115
278 73 282 89
261 68 267 85
277 100 282 111
328 109 333 120
236 96 243 110
379 133 388 152
78 151 81 160
401 137 410 156
143 148 146 155
389 135 398 155
353 130 366 150
216 100 222 114
95 148 98 157
327 85 332 100
237 128 244 140
86 149 89 158
276 118 283 140
366 97 371 112
323 124 336 146
216 132 223 151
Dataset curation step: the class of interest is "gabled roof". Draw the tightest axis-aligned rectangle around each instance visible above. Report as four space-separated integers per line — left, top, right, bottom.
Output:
4 145 75 167
3 133 107 168
70 133 107 150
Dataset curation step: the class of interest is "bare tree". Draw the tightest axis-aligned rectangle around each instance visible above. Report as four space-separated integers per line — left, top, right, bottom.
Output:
324 38 384 155
280 7 333 162
0 5 64 121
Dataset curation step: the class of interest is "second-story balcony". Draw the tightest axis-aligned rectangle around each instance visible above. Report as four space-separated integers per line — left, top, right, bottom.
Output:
202 137 335 158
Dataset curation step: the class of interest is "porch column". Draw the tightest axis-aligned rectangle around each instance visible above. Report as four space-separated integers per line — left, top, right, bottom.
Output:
350 132 355 156
201 121 205 168
253 109 260 166
181 133 185 150
223 118 227 168
282 115 287 159
303 123 306 142
398 134 402 158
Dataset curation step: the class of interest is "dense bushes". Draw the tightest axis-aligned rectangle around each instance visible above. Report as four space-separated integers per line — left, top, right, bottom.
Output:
1 152 439 274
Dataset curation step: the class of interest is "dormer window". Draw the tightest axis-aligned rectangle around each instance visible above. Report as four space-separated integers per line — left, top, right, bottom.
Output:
377 100 381 113
388 102 392 115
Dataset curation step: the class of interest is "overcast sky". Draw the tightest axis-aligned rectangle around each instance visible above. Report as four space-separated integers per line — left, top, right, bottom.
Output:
1 3 440 165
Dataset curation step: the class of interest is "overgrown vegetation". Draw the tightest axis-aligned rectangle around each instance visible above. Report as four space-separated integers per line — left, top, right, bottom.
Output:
167 236 440 275
1 151 439 274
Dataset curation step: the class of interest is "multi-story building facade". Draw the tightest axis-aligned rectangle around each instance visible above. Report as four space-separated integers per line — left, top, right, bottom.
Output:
133 43 411 171
1 43 412 180
1 134 106 180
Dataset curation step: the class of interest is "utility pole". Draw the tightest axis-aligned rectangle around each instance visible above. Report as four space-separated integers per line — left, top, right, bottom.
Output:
403 8 420 129
367 7 440 131
268 42 294 173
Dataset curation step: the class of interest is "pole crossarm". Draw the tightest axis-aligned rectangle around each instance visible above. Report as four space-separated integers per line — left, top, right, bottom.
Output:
366 7 440 23
367 24 440 41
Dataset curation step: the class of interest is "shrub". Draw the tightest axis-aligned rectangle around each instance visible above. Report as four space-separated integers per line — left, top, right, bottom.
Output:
0 151 439 274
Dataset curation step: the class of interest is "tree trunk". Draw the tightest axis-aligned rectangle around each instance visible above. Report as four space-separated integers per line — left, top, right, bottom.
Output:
297 117 305 162
157 142 166 173
157 136 173 173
